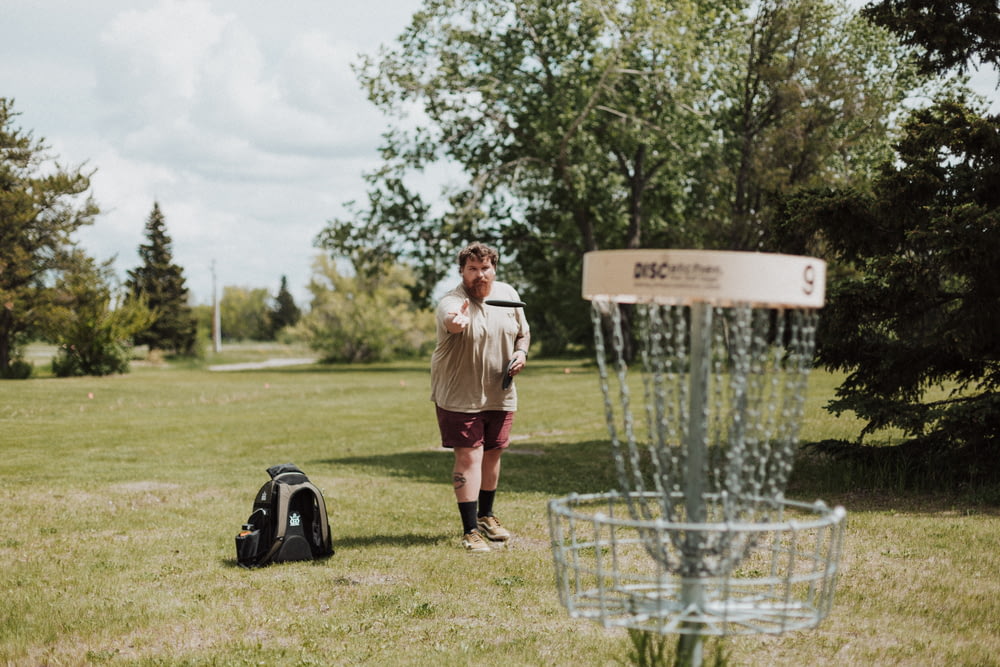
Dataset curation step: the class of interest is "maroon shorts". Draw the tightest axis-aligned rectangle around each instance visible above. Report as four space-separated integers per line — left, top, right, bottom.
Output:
435 406 513 450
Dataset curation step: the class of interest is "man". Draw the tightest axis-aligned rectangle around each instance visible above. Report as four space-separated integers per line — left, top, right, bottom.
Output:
430 242 530 552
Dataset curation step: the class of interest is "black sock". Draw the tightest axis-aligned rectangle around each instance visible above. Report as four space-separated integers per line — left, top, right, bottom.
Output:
478 489 496 518
458 501 478 534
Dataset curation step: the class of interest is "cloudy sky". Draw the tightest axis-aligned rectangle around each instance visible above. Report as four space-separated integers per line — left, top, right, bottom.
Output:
2 0 427 306
2 1 997 308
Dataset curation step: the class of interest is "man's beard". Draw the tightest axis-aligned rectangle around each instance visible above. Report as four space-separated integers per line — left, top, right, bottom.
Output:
466 278 492 299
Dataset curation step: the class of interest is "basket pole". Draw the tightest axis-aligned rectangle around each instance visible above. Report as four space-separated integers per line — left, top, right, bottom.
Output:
678 302 712 665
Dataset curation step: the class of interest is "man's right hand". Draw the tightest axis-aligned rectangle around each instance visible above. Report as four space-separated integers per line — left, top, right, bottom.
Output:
445 299 470 333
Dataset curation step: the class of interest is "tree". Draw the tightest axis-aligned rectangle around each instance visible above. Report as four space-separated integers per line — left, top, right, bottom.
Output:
708 0 922 250
862 0 1000 75
775 0 1000 484
49 252 154 376
126 203 197 355
321 0 738 350
268 275 301 338
220 285 271 341
291 255 434 363
780 95 999 479
319 0 919 353
0 98 100 376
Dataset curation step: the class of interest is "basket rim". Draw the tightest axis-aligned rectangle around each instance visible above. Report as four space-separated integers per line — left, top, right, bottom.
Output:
548 490 847 533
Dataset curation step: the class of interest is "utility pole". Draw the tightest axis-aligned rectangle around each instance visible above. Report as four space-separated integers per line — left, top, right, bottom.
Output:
211 260 222 353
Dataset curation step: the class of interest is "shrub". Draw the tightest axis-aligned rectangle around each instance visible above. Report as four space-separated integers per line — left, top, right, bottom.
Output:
292 256 435 363
0 358 33 379
48 254 154 377
51 342 131 377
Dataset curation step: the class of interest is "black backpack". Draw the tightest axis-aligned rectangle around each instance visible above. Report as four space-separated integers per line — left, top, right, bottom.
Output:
235 463 334 568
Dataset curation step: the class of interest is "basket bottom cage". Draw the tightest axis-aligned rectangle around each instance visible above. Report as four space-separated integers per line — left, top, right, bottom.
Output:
548 491 846 636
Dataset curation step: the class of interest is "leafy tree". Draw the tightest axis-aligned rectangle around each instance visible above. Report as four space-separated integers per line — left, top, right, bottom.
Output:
709 0 922 250
268 275 301 338
220 285 271 341
291 255 434 363
191 303 214 346
49 251 154 376
126 203 197 355
0 98 100 376
319 0 919 353
321 0 740 350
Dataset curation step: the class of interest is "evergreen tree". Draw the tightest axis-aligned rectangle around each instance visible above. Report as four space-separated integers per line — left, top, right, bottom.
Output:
268 275 301 338
776 0 1000 485
126 203 197 355
781 96 998 443
862 0 1000 76
0 98 100 376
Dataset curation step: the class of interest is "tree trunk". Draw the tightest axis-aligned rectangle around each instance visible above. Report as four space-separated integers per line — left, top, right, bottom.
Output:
0 308 12 374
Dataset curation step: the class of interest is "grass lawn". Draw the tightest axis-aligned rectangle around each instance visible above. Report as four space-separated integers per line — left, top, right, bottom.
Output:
1 346 998 665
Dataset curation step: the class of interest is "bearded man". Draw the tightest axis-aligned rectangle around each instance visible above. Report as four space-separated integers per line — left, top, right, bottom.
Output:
430 242 530 552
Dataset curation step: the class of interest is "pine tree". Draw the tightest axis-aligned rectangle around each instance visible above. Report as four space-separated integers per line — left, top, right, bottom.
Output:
268 275 301 338
126 203 197 354
776 0 1000 485
0 98 100 376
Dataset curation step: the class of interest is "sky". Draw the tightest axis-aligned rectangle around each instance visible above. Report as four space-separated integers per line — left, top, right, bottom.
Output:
1 0 427 306
2 1 997 308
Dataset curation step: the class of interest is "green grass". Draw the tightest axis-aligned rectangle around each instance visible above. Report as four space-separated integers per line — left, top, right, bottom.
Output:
2 348 998 665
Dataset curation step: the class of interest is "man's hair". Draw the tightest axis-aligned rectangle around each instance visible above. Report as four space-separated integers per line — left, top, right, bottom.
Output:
457 242 499 270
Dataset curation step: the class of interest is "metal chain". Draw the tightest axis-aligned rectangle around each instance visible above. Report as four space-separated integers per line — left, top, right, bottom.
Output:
590 298 820 575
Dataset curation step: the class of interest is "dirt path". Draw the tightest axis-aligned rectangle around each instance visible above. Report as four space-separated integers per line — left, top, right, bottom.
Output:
207 358 317 371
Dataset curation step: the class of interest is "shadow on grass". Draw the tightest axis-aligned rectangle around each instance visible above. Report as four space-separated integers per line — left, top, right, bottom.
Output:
313 439 619 497
332 532 449 549
788 440 1000 513
219 533 448 569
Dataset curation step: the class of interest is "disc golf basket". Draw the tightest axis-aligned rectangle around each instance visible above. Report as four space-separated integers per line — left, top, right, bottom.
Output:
548 250 846 666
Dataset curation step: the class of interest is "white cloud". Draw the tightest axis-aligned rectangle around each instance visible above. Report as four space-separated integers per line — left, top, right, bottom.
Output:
96 1 232 123
278 31 361 113
17 0 429 305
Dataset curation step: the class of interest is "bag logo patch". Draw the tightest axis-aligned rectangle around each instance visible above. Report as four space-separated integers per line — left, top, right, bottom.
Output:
289 512 301 527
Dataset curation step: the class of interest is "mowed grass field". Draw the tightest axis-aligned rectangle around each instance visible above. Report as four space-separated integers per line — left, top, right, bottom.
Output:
2 345 998 666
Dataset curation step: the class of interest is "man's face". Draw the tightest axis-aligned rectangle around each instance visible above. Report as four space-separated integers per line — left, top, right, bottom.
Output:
461 256 495 299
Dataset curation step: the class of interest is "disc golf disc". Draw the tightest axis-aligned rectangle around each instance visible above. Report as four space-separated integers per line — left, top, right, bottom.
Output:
502 358 517 390
485 299 526 308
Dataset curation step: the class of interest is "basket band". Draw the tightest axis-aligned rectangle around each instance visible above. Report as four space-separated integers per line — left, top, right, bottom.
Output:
582 249 825 308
